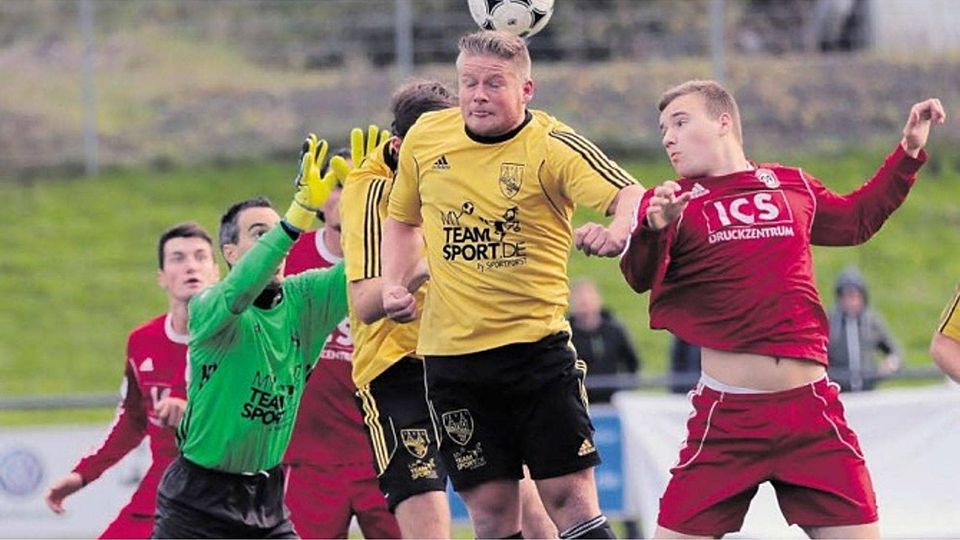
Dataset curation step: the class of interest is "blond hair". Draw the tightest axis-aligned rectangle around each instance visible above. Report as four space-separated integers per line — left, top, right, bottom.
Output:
456 30 531 79
659 80 743 143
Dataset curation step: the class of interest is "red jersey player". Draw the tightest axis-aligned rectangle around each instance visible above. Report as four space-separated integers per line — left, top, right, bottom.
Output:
620 80 945 539
44 222 220 538
282 178 402 539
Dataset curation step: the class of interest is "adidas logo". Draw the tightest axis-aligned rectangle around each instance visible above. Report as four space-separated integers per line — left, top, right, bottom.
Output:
140 357 154 372
577 438 596 456
433 155 450 170
689 182 710 199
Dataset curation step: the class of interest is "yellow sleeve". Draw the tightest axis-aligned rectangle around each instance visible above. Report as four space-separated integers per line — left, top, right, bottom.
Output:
386 134 422 225
341 174 389 283
545 127 638 214
938 285 960 341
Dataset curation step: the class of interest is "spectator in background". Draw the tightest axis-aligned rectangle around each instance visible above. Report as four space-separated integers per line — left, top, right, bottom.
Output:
827 267 902 391
668 334 701 395
44 222 220 538
569 278 641 403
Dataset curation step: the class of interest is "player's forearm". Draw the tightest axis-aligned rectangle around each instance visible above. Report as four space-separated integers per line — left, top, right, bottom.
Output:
73 406 147 483
618 196 666 293
217 225 295 314
931 332 960 383
812 145 926 246
382 218 423 289
350 278 386 324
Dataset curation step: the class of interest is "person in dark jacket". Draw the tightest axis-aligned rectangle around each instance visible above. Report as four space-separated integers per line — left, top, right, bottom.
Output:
668 335 701 394
827 267 902 391
569 279 641 403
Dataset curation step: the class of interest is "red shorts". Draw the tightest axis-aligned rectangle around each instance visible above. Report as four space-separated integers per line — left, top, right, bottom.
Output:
100 511 154 539
284 463 401 539
658 378 878 536
100 464 166 539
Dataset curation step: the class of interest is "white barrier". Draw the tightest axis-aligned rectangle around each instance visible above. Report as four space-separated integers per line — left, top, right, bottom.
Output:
614 383 960 538
0 425 148 538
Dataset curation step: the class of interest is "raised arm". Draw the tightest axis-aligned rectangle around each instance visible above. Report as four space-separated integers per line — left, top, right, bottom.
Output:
810 99 945 246
619 184 685 293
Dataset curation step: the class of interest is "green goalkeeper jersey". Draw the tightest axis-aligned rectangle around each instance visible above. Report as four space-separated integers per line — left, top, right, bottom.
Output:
178 224 348 473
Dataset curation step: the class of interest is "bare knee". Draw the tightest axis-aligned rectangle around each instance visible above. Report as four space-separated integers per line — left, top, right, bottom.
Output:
461 480 522 538
535 469 601 531
394 491 450 539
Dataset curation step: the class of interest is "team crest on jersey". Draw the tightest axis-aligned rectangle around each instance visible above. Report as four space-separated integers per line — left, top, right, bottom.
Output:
498 162 524 199
401 429 430 459
442 409 474 446
755 168 780 188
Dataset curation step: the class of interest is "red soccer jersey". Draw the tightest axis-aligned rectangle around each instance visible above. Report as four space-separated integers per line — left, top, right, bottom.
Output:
283 228 370 466
73 313 188 513
620 145 925 365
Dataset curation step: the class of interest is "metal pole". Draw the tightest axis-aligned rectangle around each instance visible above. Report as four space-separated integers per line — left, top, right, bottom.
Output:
395 0 413 80
709 0 726 84
80 0 99 176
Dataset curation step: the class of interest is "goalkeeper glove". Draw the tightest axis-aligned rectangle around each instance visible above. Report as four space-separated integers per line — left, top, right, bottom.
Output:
349 125 392 172
284 133 347 232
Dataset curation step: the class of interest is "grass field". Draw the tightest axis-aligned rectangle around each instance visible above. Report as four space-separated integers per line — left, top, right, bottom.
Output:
2 143 958 426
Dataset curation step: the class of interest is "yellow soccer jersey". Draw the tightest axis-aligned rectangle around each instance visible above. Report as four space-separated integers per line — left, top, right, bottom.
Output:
388 108 638 356
938 285 960 342
342 141 425 388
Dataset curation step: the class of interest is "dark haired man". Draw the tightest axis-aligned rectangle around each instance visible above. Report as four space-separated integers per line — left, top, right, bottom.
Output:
45 222 219 539
152 137 351 538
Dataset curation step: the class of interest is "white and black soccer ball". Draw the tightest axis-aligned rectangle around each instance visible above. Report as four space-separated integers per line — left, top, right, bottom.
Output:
467 0 555 39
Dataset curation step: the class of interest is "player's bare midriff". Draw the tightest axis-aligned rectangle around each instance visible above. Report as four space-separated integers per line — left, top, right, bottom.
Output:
701 347 827 391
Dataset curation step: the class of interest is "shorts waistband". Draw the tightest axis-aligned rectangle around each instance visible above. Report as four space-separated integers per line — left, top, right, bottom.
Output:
695 375 832 402
179 456 281 480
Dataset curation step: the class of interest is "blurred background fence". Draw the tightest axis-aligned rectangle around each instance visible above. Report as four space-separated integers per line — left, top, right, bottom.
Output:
2 0 959 180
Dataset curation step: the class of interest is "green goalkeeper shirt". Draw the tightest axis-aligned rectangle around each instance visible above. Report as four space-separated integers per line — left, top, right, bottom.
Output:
178 224 348 473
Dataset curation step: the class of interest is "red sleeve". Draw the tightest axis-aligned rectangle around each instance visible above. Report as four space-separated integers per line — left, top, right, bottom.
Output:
619 190 670 293
72 359 148 485
807 144 926 246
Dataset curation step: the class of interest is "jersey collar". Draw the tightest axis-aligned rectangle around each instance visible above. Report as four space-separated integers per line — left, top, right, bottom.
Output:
164 313 190 344
315 227 343 263
465 110 533 144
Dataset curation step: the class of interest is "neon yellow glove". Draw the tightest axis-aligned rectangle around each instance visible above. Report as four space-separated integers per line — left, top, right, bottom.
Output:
349 125 392 170
284 133 347 232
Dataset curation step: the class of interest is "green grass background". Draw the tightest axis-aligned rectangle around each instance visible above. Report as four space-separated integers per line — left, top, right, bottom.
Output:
2 143 958 427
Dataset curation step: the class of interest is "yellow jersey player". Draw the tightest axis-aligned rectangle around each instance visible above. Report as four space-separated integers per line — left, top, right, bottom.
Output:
932 286 960 383
341 82 454 539
382 31 644 540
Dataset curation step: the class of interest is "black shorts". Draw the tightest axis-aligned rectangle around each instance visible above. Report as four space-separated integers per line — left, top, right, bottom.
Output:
425 332 601 492
152 456 297 539
355 357 448 511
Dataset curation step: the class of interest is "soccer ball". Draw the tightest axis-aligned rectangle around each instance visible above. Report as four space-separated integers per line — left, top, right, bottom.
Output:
467 0 555 39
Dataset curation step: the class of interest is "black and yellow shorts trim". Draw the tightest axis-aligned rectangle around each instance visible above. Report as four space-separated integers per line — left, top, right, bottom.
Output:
425 332 601 492
355 357 448 511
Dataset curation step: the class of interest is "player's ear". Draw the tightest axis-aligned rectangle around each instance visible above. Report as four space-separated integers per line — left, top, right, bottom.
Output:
222 243 239 267
389 135 402 155
718 112 733 137
521 78 535 104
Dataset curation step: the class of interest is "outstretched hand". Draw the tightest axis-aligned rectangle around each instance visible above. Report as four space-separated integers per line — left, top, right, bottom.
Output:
901 98 946 158
646 181 692 230
351 124 391 168
44 472 84 514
